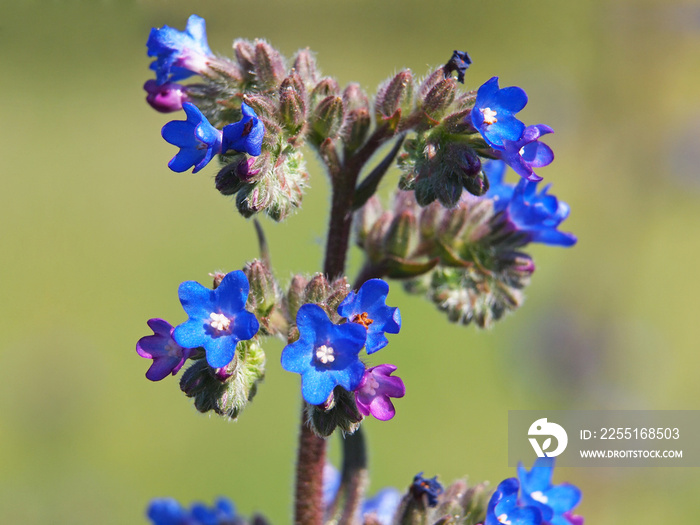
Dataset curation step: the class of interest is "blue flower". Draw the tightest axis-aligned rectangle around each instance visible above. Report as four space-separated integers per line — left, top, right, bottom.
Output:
146 497 237 525
362 487 403 525
281 304 367 405
337 279 401 354
147 14 213 85
483 160 514 213
222 103 265 157
505 178 577 247
517 458 582 525
503 125 555 182
485 478 542 525
162 102 222 173
470 77 527 150
173 270 259 369
409 473 443 507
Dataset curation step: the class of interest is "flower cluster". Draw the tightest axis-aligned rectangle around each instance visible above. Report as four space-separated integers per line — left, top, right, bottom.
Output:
137 271 259 375
485 160 577 246
485 459 583 525
470 77 554 182
145 15 266 175
281 279 405 420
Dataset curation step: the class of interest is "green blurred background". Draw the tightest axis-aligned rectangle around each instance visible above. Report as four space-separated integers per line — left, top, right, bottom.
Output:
2 0 699 522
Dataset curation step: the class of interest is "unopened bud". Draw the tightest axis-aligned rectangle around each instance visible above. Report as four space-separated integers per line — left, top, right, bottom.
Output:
375 69 414 119
244 259 279 317
307 386 363 438
254 40 286 89
233 39 256 79
462 167 489 197
365 212 393 264
421 77 456 119
215 157 247 196
310 96 344 143
309 77 340 109
384 210 418 259
292 48 319 86
343 83 369 112
180 339 265 421
279 75 307 133
343 108 371 152
354 196 384 247
144 80 188 113
286 274 309 321
303 273 331 305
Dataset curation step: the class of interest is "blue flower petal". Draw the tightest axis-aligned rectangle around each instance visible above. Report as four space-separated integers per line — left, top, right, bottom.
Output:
281 339 313 374
178 280 216 320
302 367 338 405
545 484 582 515
203 333 239 369
216 270 250 314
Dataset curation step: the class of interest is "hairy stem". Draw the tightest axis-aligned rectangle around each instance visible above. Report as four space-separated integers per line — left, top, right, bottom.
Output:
338 428 369 525
294 405 326 525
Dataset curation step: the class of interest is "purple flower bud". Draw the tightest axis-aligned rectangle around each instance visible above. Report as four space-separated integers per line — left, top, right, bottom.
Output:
143 80 188 113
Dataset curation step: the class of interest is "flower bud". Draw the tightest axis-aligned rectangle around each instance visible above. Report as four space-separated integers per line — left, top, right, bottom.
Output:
421 77 456 120
179 339 265 421
254 40 286 89
286 274 309 321
303 273 331 305
279 75 307 133
144 80 188 113
292 48 319 87
375 69 414 119
310 96 344 144
343 83 369 112
307 386 363 438
462 167 489 197
343 108 371 152
365 212 393 264
233 39 256 80
215 158 247 196
384 210 418 259
244 259 279 318
309 77 339 109
354 195 384 247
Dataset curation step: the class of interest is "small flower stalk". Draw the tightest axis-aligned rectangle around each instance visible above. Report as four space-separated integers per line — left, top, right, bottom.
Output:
138 15 583 525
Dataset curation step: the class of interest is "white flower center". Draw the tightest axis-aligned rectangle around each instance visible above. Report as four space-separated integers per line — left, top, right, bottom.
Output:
497 514 511 525
530 490 548 504
362 375 380 396
481 107 498 125
209 312 232 332
316 344 335 364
